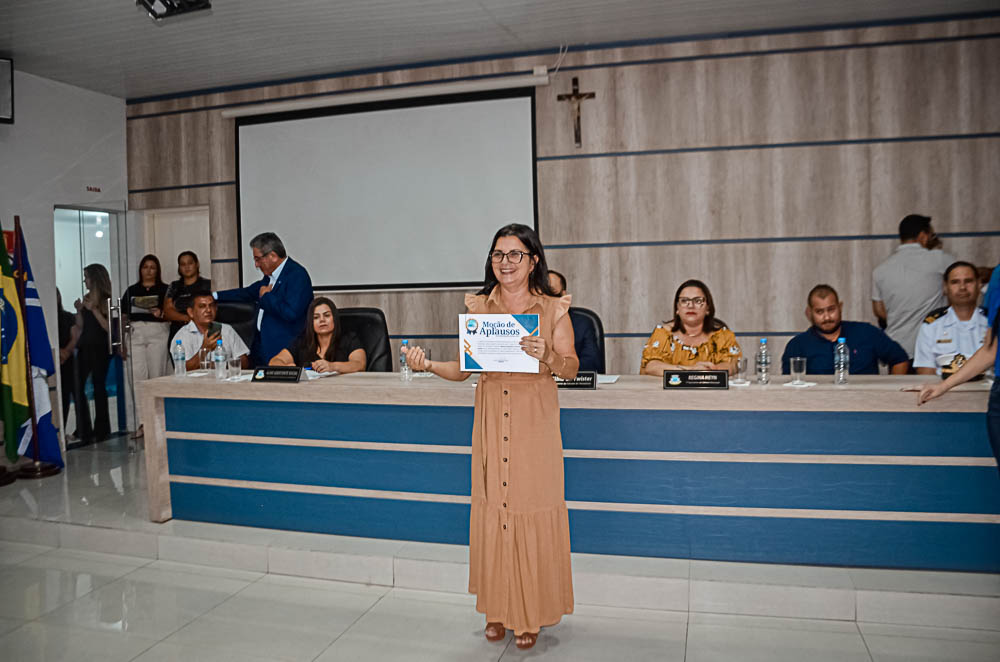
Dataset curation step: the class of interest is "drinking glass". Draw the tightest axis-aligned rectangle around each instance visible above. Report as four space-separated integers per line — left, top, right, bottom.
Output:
227 356 242 380
199 347 212 371
790 357 807 385
731 357 749 385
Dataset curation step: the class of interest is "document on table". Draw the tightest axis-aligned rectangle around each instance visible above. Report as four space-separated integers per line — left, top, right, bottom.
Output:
460 313 540 373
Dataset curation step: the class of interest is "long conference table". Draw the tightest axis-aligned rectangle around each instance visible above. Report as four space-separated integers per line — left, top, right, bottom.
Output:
139 372 1000 573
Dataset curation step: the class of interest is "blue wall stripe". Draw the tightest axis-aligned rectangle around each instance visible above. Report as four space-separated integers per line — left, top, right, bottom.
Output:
170 482 470 545
167 483 1000 571
210 258 239 264
127 11 1000 107
563 459 1000 514
164 398 474 445
537 133 1000 163
545 230 1000 251
167 439 470 495
128 181 236 195
559 410 990 457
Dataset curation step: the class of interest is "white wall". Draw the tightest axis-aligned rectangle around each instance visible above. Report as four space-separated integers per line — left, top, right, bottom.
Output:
0 70 127 343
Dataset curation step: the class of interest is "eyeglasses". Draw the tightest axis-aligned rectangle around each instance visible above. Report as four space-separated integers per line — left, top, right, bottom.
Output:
489 250 530 264
678 297 706 308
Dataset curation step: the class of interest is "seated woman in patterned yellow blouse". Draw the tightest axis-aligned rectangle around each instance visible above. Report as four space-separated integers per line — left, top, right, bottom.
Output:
640 279 742 375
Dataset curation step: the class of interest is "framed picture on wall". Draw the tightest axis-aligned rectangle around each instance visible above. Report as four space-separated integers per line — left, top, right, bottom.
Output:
0 58 12 124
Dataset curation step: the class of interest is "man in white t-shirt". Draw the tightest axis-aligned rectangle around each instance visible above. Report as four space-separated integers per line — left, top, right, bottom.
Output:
171 289 250 372
913 261 990 378
872 214 955 360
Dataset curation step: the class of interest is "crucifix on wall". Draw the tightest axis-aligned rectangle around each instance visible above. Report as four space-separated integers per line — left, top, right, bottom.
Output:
557 77 595 148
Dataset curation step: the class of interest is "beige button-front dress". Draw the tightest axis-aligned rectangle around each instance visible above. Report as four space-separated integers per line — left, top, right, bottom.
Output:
464 290 575 636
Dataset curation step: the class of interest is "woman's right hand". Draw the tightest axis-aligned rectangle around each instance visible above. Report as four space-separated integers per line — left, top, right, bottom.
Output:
73 298 83 312
917 382 948 406
403 345 429 371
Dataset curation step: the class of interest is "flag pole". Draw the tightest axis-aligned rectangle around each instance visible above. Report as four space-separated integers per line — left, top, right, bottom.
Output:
12 217 60 479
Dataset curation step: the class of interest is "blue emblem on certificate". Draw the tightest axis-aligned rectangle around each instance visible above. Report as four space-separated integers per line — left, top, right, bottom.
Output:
460 313 540 373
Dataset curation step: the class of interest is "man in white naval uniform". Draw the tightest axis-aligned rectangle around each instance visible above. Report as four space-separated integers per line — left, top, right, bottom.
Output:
913 261 990 379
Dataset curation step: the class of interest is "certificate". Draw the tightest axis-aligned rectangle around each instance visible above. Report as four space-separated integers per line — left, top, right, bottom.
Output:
460 313 540 373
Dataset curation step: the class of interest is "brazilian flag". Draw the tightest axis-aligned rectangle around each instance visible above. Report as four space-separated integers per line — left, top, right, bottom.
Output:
1 231 29 463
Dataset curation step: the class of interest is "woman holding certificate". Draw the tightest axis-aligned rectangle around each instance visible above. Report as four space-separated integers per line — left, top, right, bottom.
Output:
403 224 578 650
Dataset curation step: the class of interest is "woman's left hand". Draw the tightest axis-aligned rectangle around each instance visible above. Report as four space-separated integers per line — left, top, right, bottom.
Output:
520 335 552 363
151 307 162 318
311 359 334 373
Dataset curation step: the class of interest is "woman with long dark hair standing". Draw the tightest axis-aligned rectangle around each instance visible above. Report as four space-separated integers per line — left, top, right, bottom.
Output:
74 264 113 443
269 296 366 374
122 254 170 439
403 223 578 650
163 251 211 339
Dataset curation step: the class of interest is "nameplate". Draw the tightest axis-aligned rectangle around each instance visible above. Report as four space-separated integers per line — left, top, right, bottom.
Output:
663 370 728 389
251 366 302 383
556 371 597 389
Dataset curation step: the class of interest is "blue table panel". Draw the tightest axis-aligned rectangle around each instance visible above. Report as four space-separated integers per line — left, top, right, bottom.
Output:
169 482 1000 572
560 409 990 456
167 438 470 495
165 398 474 445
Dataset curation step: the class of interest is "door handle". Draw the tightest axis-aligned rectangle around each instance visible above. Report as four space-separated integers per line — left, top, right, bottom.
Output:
107 297 125 354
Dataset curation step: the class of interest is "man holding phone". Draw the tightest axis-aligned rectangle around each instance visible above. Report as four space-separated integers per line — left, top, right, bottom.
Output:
172 287 250 372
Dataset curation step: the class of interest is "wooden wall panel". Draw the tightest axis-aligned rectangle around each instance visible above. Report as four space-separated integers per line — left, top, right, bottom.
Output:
537 37 1000 157
127 111 235 189
539 138 1000 245
551 236 1000 337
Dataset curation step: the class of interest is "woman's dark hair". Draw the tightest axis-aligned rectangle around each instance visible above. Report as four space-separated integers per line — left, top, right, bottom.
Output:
301 296 341 363
670 279 723 334
177 251 200 278
137 254 164 286
477 223 559 297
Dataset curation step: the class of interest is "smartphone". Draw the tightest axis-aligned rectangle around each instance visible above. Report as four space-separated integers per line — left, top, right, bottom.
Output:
209 321 222 337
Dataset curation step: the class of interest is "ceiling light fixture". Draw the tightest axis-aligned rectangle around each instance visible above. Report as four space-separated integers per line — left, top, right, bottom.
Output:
136 0 212 22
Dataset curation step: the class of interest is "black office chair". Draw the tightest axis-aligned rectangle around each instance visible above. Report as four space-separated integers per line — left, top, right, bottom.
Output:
215 300 258 351
337 307 392 372
568 306 606 374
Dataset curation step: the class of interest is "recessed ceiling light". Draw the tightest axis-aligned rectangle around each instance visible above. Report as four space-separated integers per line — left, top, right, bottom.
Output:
136 0 212 22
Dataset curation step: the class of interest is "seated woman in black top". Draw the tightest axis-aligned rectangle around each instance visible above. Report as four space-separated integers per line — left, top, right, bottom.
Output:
269 297 366 374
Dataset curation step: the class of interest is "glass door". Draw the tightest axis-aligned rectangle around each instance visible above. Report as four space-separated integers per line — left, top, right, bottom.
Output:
53 204 136 447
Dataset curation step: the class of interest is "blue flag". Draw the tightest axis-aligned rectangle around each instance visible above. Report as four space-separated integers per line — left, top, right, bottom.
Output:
13 227 63 467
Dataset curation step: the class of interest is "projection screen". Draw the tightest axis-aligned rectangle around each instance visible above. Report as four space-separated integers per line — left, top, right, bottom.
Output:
236 89 537 289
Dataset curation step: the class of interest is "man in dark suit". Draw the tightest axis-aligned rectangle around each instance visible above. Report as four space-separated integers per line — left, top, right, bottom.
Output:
214 232 313 365
548 270 603 373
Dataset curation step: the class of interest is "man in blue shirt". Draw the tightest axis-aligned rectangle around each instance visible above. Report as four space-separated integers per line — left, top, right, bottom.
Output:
782 284 909 375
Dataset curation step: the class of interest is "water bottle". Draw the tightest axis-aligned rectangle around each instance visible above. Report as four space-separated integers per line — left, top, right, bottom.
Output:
212 339 227 381
172 339 186 377
755 338 771 384
399 339 413 382
834 337 850 385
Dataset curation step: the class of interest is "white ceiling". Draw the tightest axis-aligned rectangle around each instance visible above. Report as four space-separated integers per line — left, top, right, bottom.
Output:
0 0 994 101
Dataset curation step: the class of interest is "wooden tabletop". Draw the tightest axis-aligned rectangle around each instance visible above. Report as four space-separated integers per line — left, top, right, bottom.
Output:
138 372 992 413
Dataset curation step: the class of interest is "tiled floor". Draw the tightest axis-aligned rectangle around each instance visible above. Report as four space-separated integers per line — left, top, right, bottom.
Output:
1 544 999 661
1 442 999 660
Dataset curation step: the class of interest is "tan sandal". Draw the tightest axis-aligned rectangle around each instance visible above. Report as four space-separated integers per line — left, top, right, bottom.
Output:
515 632 538 649
485 622 505 642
